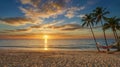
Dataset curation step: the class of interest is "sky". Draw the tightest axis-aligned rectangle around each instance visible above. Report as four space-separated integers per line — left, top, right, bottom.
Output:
0 0 120 39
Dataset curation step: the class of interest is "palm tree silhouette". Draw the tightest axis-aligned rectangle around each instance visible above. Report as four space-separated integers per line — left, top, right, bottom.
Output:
103 16 120 50
82 14 100 52
92 7 110 51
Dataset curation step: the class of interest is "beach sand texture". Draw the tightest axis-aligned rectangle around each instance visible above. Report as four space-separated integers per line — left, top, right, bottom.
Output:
0 49 120 67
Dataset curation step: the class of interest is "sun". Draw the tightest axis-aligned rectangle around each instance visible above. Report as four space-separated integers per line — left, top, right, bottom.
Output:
44 47 48 50
43 35 49 39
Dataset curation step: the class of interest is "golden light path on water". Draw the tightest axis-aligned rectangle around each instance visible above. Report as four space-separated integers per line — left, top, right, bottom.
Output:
43 35 48 50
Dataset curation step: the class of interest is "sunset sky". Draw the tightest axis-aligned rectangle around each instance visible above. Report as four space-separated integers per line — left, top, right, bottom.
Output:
0 0 120 39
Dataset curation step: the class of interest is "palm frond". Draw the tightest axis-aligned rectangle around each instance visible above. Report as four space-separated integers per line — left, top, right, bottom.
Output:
116 26 120 31
82 22 87 27
103 11 110 15
103 23 110 30
103 16 110 22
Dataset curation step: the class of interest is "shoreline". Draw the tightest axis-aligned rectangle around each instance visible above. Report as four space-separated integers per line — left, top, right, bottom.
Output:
0 47 117 52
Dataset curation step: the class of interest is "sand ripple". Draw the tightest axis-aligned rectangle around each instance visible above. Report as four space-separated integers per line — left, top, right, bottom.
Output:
0 50 120 67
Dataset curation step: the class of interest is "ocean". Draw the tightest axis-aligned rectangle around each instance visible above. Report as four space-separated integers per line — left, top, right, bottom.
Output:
0 39 115 51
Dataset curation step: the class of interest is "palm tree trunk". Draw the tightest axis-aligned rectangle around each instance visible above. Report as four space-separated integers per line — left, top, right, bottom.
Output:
115 30 120 51
113 30 117 41
101 20 110 51
115 30 119 40
89 23 100 52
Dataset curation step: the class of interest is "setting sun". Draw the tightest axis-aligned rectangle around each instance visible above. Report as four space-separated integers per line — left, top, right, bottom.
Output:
43 35 49 39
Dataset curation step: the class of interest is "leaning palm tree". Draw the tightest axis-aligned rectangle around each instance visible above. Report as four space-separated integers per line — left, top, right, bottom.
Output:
92 7 110 51
103 17 120 50
82 14 100 52
103 17 120 40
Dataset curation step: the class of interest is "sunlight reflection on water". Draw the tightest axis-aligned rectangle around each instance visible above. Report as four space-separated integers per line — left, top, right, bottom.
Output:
44 35 48 50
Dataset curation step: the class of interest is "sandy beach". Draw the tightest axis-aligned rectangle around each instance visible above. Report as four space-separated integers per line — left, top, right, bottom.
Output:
0 49 119 67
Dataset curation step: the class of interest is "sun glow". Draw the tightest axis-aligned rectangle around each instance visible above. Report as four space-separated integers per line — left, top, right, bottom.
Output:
43 35 49 50
44 35 48 39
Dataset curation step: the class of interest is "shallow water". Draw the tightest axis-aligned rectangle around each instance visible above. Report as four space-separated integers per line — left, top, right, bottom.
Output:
0 39 115 50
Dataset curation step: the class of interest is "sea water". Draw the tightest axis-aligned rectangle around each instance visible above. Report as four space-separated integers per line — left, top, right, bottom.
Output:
0 39 115 51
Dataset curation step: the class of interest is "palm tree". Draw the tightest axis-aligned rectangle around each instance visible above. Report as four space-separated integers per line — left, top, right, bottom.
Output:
103 17 120 40
103 17 120 50
92 7 110 51
82 14 100 52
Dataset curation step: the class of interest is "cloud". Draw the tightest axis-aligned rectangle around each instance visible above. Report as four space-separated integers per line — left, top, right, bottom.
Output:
19 0 68 25
59 24 83 31
30 20 64 28
65 6 85 18
20 0 32 4
77 14 85 18
14 22 83 33
0 17 34 26
0 0 86 27
29 21 85 31
20 0 85 23
20 0 41 7
65 11 74 19
18 0 86 26
0 20 64 34
19 0 67 23
47 23 84 31
4 28 31 33
0 31 8 33
43 20 64 27
16 28 31 32
30 25 41 28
